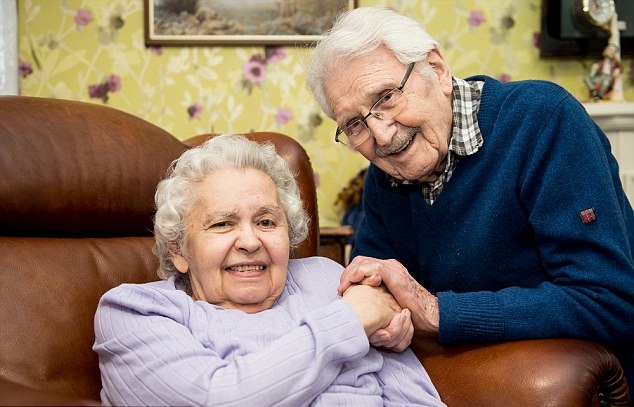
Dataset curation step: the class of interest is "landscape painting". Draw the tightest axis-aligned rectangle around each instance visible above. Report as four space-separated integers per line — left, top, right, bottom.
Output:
145 0 356 45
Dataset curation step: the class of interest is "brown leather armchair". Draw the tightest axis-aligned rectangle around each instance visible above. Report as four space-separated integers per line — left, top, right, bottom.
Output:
0 96 629 406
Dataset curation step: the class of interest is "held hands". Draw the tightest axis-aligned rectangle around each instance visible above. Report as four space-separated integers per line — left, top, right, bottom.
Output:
339 256 440 336
342 284 401 337
368 308 413 351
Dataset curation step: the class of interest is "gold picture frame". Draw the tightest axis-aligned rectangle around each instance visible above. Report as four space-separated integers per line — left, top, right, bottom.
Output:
144 0 357 46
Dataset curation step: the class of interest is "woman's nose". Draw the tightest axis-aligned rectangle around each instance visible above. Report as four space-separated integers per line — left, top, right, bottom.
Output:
235 225 262 252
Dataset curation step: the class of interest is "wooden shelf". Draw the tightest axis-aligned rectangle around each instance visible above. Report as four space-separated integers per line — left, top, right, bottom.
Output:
319 225 354 265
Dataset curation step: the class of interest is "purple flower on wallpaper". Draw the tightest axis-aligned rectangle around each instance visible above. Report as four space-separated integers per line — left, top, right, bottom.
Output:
106 75 122 92
467 10 485 27
88 83 109 99
243 59 266 84
274 107 293 124
533 32 541 48
19 60 33 78
188 103 203 119
265 46 287 63
88 74 122 102
499 73 512 83
74 9 93 26
149 46 163 56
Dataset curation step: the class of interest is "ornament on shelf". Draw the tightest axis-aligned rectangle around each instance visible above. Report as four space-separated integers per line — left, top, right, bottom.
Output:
583 9 625 103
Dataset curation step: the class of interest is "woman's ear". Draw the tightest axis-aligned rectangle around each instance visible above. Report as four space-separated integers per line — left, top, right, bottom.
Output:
169 243 189 274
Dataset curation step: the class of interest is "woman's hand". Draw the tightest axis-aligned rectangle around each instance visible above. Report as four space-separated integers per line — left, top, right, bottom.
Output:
368 308 413 351
342 284 401 337
339 256 439 334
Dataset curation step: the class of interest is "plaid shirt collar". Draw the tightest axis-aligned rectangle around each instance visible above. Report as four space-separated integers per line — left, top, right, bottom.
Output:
449 77 484 156
388 77 484 204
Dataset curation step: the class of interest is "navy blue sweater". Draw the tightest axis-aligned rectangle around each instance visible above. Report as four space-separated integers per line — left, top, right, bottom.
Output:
353 76 634 382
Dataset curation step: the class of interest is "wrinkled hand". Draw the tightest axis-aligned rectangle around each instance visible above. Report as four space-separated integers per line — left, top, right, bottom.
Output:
342 284 401 337
368 308 413 351
339 256 440 333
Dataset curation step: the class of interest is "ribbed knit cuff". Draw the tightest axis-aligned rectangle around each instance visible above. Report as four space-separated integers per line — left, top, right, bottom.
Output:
437 291 505 344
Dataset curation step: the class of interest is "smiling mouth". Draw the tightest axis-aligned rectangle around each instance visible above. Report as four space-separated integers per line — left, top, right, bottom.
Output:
377 130 417 158
227 265 266 272
393 136 414 154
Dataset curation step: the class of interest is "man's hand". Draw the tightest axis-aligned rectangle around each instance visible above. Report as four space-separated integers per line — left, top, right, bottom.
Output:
339 256 440 333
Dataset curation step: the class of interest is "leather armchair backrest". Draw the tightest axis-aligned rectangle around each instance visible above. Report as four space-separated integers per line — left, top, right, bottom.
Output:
0 96 188 237
0 96 318 401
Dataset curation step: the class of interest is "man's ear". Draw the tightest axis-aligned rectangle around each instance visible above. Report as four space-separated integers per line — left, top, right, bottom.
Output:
169 243 189 274
426 49 453 96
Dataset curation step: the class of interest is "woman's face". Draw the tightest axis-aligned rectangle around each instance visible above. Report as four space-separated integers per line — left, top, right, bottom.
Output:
170 167 290 313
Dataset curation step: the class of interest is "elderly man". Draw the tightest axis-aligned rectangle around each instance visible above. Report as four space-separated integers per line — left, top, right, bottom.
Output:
307 7 634 386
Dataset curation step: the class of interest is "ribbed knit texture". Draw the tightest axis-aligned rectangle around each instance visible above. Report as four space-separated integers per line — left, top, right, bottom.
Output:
353 76 634 385
94 256 445 406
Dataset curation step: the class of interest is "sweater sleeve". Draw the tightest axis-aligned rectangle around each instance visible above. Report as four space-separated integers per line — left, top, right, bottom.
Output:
438 86 634 348
93 282 369 407
375 349 446 407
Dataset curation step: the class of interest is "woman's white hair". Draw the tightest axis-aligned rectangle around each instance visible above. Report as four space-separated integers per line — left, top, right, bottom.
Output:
153 134 309 280
307 7 439 119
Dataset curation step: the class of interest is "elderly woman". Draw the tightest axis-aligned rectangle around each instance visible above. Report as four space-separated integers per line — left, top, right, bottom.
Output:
93 134 445 406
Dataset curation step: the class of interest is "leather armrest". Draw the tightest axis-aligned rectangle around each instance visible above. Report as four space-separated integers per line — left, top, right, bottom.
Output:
0 377 100 406
411 337 630 407
1 340 628 406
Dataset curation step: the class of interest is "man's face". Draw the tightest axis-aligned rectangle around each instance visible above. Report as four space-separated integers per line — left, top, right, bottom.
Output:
325 46 454 183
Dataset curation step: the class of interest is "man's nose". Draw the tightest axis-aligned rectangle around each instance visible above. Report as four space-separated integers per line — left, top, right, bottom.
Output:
366 116 396 146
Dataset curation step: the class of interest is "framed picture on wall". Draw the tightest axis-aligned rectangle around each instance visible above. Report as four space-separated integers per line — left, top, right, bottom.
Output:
144 0 357 46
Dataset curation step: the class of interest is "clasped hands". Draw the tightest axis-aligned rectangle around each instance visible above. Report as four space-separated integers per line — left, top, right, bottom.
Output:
340 256 440 351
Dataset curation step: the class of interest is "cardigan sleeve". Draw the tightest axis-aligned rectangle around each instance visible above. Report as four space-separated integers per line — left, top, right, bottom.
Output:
93 282 370 407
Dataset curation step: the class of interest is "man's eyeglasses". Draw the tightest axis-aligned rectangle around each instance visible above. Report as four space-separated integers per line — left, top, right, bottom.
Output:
335 62 415 148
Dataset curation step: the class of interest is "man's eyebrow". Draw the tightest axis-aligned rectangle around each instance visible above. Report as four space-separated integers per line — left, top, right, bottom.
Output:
363 80 395 99
339 81 395 123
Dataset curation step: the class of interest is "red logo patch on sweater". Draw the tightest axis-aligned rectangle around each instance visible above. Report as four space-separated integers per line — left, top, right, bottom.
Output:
580 208 596 224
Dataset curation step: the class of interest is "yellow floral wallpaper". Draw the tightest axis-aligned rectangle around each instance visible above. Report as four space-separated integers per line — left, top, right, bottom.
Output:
17 0 634 226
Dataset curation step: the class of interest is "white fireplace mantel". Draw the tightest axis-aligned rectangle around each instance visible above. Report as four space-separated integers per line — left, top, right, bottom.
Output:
583 102 634 203
584 102 634 133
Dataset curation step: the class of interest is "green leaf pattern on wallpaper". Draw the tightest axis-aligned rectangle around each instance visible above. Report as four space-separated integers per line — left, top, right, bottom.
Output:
17 0 634 226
